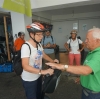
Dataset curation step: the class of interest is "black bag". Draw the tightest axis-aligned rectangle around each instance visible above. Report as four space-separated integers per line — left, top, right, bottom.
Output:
42 69 61 93
13 43 31 76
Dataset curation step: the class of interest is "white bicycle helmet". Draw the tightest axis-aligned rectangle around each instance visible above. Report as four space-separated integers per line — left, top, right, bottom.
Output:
26 22 47 49
26 22 46 33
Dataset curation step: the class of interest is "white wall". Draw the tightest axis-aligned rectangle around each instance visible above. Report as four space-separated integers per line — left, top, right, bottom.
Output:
0 0 4 7
11 11 32 41
11 11 25 37
24 15 32 40
51 18 100 50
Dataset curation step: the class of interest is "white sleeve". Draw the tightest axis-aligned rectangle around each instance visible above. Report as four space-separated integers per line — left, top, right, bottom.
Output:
21 44 30 58
78 39 83 44
67 39 70 44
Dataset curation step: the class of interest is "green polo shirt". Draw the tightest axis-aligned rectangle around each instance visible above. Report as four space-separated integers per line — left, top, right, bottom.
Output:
80 47 100 92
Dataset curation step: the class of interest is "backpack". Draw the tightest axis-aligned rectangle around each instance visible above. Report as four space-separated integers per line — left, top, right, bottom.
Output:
42 36 54 45
69 36 85 63
42 36 59 54
13 43 31 76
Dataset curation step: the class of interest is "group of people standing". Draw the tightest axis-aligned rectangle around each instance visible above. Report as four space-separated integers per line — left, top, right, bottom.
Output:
13 22 100 99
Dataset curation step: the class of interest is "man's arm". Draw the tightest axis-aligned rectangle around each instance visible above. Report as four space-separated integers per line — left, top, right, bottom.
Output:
50 36 56 48
66 65 92 75
50 44 56 48
46 63 93 75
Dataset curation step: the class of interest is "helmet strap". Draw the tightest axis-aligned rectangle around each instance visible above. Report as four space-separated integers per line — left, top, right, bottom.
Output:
30 34 41 50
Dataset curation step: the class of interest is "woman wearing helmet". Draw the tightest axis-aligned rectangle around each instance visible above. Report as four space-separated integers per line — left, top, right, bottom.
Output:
21 22 58 99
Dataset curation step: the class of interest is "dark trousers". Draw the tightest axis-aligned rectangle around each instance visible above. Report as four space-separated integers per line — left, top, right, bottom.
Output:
22 76 42 99
81 89 100 99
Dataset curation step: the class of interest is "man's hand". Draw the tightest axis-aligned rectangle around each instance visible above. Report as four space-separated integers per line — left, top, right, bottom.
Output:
46 43 51 47
43 45 50 48
46 63 63 70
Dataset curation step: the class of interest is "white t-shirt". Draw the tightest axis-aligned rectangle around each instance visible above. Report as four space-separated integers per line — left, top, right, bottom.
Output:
21 42 43 81
67 38 83 54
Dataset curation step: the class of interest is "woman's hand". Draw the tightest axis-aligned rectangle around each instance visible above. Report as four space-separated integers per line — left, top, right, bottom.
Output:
46 63 64 70
41 68 54 75
54 59 59 63
77 49 82 52
68 49 71 52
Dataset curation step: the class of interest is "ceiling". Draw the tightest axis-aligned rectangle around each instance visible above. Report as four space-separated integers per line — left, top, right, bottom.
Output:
33 3 100 16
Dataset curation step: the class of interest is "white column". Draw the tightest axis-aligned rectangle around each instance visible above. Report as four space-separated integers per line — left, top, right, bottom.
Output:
11 11 32 41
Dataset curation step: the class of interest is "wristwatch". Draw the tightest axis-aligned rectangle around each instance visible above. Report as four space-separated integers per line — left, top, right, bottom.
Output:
39 70 41 75
64 65 69 71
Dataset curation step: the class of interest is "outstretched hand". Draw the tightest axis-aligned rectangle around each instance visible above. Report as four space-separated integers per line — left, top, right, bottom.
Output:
46 62 63 70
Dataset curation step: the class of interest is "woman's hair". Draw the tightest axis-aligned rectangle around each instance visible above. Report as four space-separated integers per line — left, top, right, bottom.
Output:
88 28 100 39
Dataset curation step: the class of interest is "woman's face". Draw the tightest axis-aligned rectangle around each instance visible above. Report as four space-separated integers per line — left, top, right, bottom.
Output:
31 32 43 42
71 33 77 39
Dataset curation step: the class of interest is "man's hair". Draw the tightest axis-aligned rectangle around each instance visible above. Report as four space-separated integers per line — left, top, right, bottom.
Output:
18 32 25 36
18 32 21 36
88 28 100 39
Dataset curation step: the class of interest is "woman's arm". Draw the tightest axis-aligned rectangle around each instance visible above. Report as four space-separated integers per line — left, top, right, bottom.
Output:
42 51 54 62
22 57 54 75
64 43 70 51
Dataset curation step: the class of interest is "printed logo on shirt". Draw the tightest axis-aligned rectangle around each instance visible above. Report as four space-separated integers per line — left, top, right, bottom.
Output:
83 60 89 65
85 60 88 63
33 50 43 69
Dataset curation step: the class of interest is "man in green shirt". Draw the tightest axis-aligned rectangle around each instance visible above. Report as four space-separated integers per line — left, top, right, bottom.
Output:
46 28 100 99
